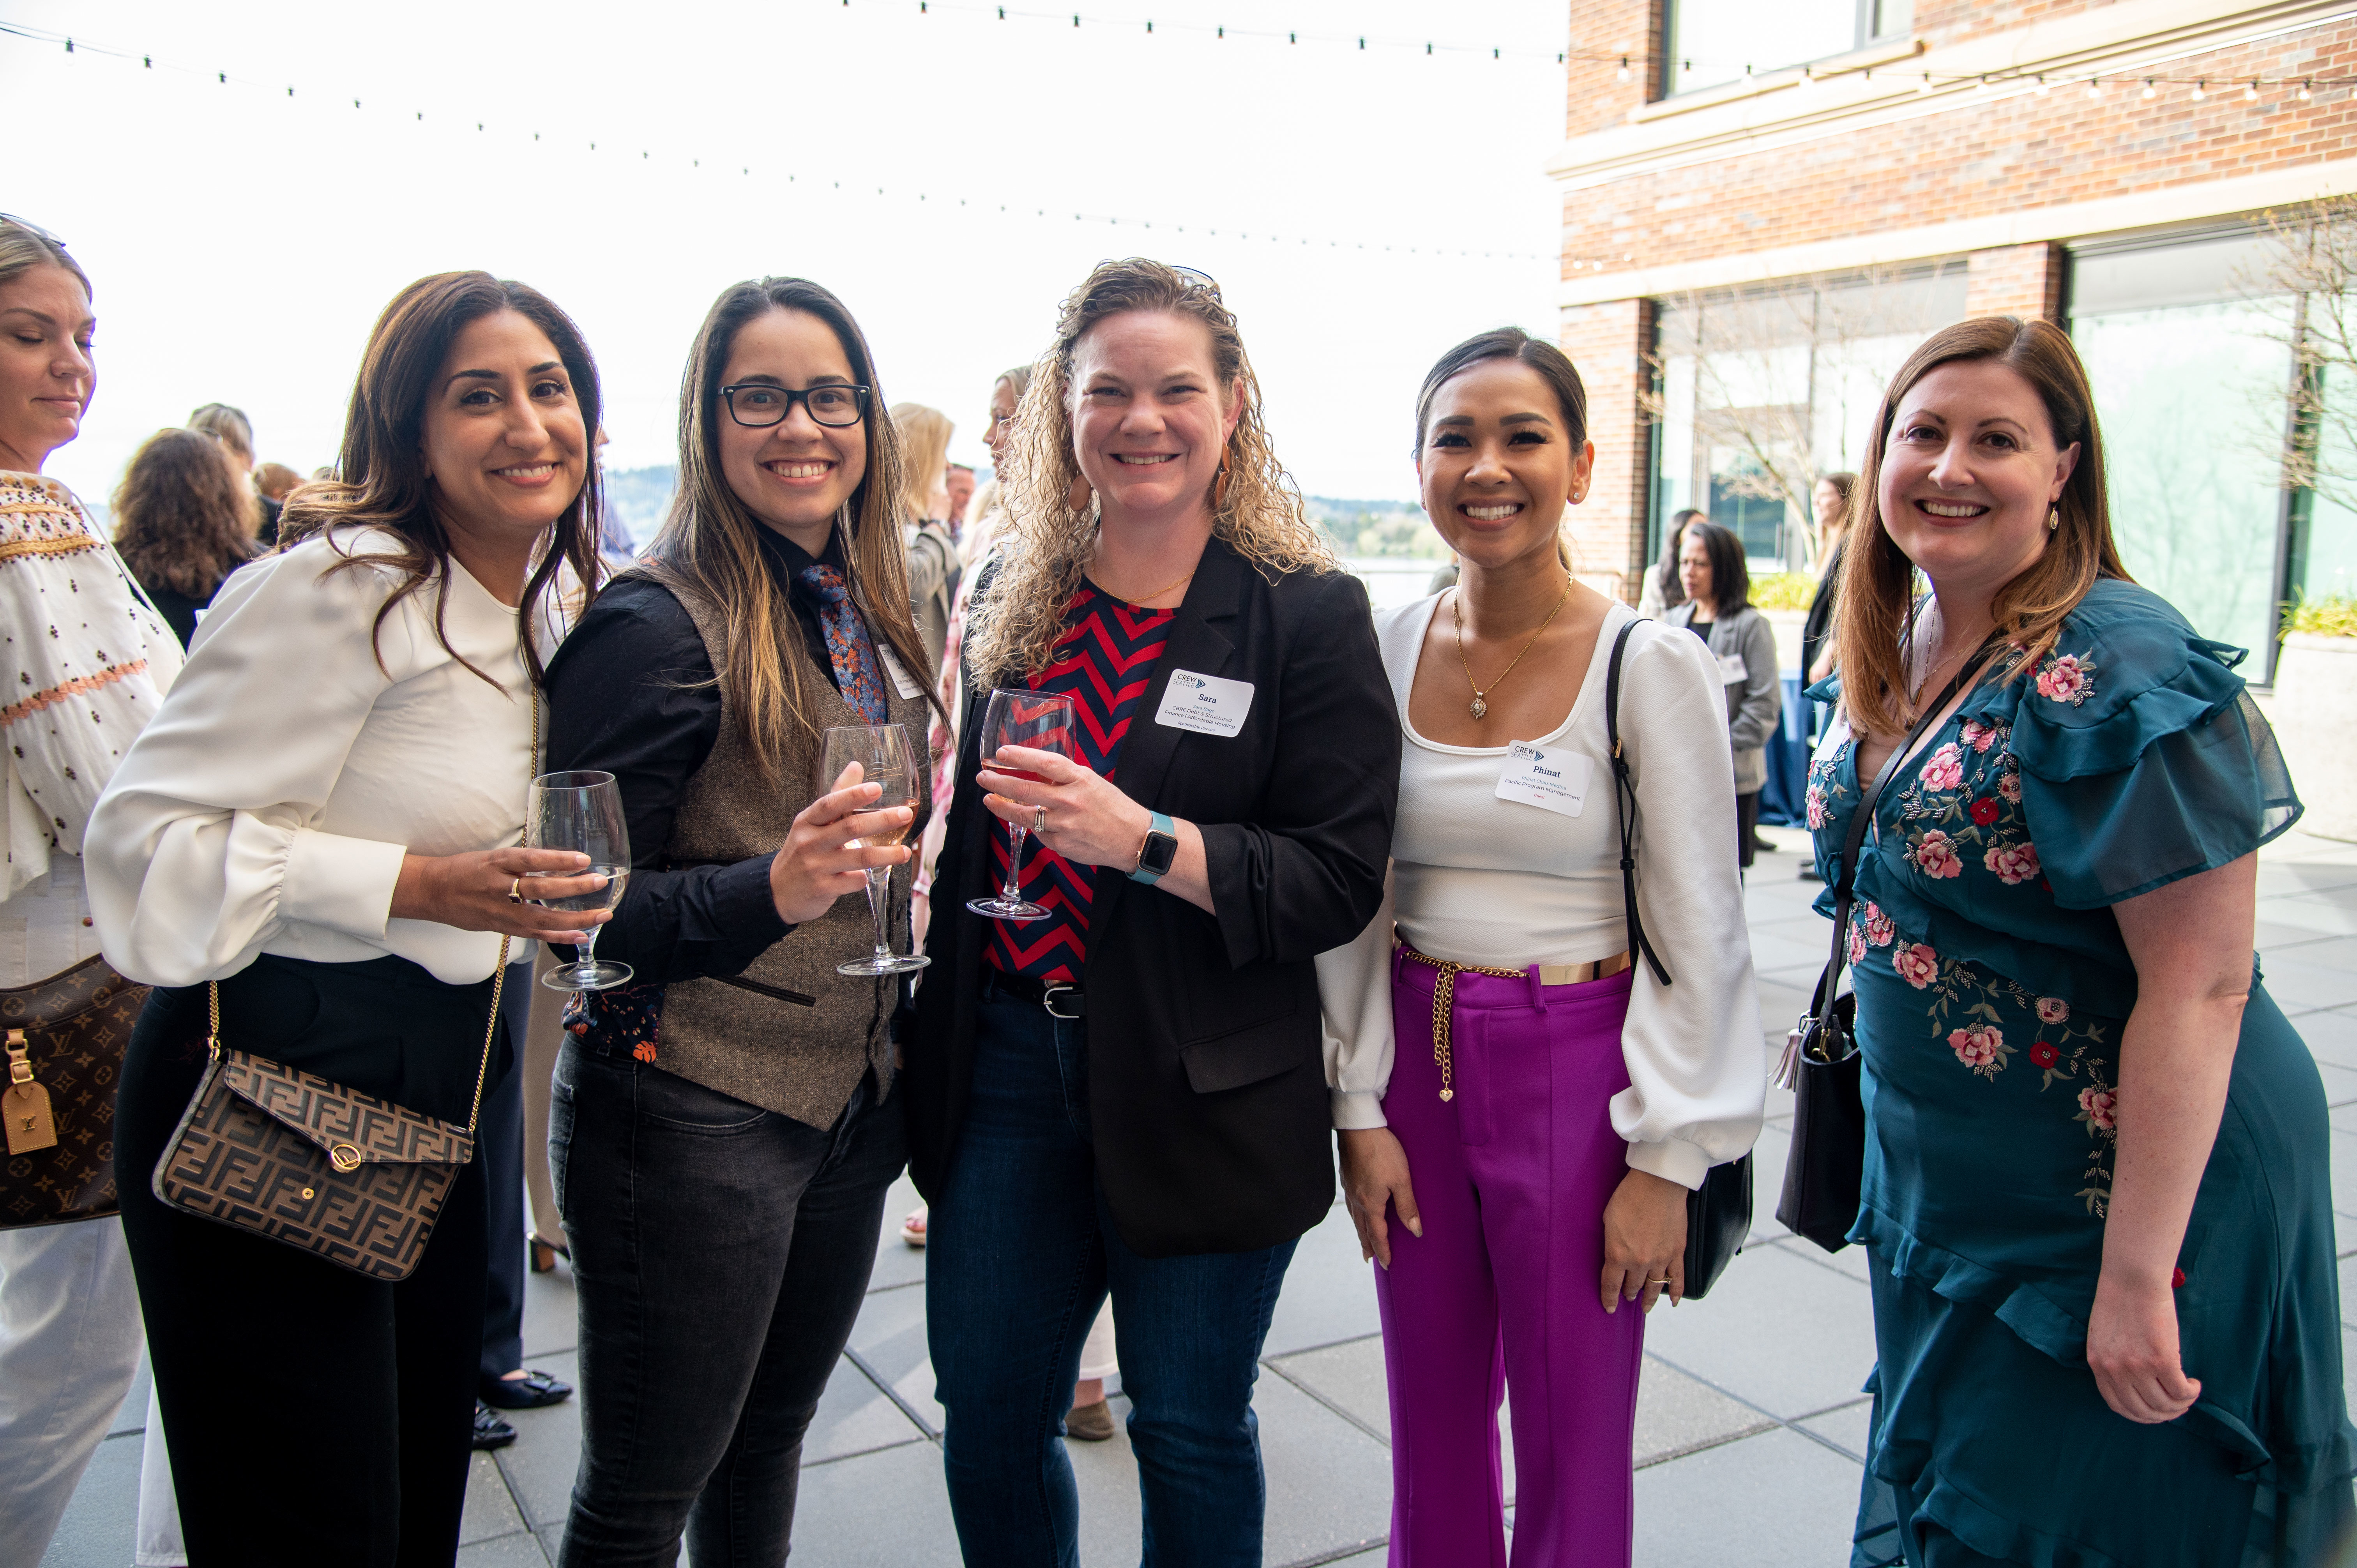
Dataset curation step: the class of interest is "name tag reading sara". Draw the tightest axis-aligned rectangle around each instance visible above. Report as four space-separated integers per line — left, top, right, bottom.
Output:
1494 741 1593 818
1153 669 1255 736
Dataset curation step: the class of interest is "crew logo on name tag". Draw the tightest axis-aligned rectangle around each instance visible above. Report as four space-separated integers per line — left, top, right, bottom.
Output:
1494 741 1593 818
1153 669 1255 736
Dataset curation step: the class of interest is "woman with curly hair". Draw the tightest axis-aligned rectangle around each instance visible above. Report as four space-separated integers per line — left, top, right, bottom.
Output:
111 426 260 646
907 259 1399 1566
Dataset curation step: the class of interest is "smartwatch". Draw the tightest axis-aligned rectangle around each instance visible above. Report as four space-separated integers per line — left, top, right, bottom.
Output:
1129 811 1179 885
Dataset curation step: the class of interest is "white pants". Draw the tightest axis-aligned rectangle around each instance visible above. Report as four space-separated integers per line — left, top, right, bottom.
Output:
0 1218 144 1562
135 1385 184 1566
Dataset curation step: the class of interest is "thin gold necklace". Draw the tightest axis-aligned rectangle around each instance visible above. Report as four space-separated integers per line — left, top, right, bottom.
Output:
1452 576 1572 720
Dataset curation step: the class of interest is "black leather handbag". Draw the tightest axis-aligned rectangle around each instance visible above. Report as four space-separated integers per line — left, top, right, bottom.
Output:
1776 654 1989 1253
1603 620 1751 1300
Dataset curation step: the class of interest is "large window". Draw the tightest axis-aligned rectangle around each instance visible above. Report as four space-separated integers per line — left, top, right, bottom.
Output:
1661 0 1912 98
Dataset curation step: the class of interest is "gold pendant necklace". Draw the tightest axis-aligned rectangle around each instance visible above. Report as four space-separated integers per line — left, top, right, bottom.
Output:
1452 575 1573 720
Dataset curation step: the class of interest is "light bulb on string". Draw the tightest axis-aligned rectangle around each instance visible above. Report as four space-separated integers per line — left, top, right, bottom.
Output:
2084 78 2102 99
2033 76 2048 95
1917 71 1933 94
2190 80 2206 101
2300 80 2314 101
2141 79 2157 100
1616 56 1631 84
2244 81 2259 101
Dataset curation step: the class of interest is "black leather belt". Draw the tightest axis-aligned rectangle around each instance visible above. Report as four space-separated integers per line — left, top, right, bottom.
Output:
984 970 1086 1020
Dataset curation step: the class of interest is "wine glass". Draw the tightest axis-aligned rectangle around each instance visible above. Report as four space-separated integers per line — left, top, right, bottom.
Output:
821 724 930 977
964 689 1075 922
530 770 635 991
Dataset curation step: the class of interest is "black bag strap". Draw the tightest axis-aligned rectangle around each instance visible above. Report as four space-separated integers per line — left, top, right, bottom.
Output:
1604 618 1672 988
1807 647 1996 1028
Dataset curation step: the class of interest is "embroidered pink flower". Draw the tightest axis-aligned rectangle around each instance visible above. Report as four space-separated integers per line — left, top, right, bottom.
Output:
1959 719 1999 753
1949 1024 2003 1069
1806 783 1829 830
2029 1040 2059 1067
1918 743 1966 793
2036 996 2070 1024
1985 840 2042 885
1847 923 1867 964
1969 798 2000 825
1892 943 1939 988
1996 770 2022 804
2036 653 2093 706
1914 831 1964 879
1862 903 1895 946
2078 1086 2117 1132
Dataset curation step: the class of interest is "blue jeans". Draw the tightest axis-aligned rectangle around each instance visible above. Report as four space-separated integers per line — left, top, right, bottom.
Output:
928 988 1298 1568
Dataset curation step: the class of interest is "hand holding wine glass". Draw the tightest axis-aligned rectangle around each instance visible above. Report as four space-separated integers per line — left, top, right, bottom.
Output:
530 770 636 992
767 766 917 926
820 724 929 976
965 689 1076 922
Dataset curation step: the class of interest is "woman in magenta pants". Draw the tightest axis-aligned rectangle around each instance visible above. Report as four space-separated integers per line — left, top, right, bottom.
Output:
1318 328 1764 1566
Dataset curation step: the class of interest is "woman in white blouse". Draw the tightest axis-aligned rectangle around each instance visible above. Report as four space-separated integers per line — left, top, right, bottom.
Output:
87 272 613 1564
1318 328 1763 1567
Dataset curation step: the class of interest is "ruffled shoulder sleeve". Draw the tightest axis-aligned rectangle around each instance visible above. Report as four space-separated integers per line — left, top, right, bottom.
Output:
1990 580 2300 909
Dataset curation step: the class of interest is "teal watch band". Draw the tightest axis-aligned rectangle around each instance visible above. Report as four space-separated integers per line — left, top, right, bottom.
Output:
1129 810 1178 885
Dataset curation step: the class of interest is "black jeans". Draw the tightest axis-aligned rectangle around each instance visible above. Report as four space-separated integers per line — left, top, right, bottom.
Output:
550 1037 906 1566
117 958 498 1568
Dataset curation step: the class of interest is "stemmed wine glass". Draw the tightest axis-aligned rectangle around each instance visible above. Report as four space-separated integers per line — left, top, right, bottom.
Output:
530 770 635 991
964 689 1076 922
820 724 930 977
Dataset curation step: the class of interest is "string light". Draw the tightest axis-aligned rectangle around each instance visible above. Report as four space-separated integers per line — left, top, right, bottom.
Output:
2190 79 2207 101
2142 79 2159 99
2245 80 2259 101
2300 80 2315 101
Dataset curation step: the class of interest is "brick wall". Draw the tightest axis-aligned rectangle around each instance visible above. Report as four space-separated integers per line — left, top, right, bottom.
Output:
1912 0 2126 47
1565 0 1664 139
1963 241 2065 319
1560 298 1654 600
1561 21 2357 280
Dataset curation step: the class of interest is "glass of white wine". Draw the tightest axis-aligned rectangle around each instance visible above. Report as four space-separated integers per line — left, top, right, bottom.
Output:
821 724 930 977
530 770 634 992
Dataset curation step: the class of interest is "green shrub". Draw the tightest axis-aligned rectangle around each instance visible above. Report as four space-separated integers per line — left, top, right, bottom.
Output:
1749 572 1819 612
2283 593 2357 640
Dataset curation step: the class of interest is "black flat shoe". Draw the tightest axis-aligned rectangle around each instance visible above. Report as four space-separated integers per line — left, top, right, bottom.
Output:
472 1400 518 1450
481 1367 574 1410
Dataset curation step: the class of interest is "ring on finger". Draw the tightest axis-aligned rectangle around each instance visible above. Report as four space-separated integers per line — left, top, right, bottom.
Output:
1647 1276 1672 1286
1033 804 1047 834
507 877 525 905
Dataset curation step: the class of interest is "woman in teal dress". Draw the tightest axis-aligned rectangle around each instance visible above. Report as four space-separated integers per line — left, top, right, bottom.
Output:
1805 314 2354 1566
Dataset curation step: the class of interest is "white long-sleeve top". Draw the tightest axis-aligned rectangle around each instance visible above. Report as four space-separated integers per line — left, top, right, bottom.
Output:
1316 597 1766 1190
88 527 541 989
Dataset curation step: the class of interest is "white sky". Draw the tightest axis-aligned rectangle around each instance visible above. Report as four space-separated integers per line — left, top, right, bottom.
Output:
6 0 1570 507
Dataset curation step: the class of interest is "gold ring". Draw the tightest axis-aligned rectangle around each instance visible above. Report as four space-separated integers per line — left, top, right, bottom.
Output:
507 877 524 904
1647 1277 1672 1286
1033 805 1047 834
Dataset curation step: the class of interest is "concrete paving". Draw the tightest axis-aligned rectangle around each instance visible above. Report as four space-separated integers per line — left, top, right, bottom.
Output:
41 825 2357 1566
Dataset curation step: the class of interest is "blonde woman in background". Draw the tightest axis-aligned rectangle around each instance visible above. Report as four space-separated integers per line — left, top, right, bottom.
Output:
185 401 273 545
894 401 960 675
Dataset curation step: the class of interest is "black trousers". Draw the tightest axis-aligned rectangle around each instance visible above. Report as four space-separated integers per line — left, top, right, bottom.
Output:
480 958 534 1382
550 1037 906 1567
1737 789 1762 871
117 956 505 1568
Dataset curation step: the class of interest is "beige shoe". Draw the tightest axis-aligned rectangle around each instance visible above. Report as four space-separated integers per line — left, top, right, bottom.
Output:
1065 1399 1118 1442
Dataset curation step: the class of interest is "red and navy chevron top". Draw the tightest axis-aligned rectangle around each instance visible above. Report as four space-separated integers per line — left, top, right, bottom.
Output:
985 584 1176 985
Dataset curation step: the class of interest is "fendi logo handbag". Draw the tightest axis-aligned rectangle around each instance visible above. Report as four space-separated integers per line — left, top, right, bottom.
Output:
150 938 511 1282
0 953 148 1229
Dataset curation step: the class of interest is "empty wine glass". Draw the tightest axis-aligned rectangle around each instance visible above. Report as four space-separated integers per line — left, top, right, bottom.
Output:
530 770 634 991
964 689 1076 922
821 724 929 977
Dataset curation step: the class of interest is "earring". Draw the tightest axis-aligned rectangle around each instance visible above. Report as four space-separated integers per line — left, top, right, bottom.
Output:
2047 506 2060 531
1067 472 1093 513
1213 459 1231 513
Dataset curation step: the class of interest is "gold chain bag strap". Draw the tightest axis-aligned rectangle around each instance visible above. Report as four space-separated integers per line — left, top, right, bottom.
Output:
150 690 534 1281
0 954 150 1228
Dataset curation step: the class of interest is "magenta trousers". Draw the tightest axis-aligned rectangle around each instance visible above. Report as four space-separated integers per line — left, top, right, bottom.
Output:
1375 952 1643 1568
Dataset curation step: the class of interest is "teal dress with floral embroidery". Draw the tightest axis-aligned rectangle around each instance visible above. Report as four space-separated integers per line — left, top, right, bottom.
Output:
1806 579 2354 1568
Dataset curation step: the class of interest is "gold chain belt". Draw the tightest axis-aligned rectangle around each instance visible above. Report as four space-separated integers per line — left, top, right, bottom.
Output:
1397 945 1633 1102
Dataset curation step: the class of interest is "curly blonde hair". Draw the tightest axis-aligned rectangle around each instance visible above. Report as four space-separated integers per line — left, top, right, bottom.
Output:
963 259 1333 685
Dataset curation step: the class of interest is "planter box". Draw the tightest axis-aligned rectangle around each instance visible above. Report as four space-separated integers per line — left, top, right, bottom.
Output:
2273 633 2357 842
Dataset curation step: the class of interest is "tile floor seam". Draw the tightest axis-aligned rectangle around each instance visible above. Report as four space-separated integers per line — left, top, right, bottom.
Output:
841 1344 942 1439
1638 1346 1871 1466
800 1433 935 1470
1262 1328 1385 1359
1273 1534 1389 1568
1257 1356 1391 1449
1633 1418 1781 1470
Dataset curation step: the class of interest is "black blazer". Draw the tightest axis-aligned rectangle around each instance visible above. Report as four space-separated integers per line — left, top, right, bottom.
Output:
907 539 1400 1257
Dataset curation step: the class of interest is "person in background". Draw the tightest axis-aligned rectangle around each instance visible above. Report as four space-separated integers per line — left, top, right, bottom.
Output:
0 214 184 1568
894 401 961 675
544 275 932 1563
255 460 303 512
1664 519 1780 874
92 270 611 1563
1810 315 2352 1565
1323 325 1762 1568
110 427 260 647
1635 506 1704 617
186 401 275 546
1424 553 1459 595
1803 471 1855 687
910 258 1399 1565
945 461 975 536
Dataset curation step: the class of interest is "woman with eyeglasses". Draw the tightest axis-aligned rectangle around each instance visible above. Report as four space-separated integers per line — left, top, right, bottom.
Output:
908 259 1398 1565
540 277 937 1563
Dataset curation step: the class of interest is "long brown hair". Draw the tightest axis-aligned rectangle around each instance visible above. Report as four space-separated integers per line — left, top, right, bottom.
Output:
1836 316 2129 738
111 427 257 596
965 258 1330 685
646 277 937 782
278 272 605 686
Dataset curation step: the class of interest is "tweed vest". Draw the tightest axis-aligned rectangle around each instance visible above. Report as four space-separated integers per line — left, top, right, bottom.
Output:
649 571 932 1130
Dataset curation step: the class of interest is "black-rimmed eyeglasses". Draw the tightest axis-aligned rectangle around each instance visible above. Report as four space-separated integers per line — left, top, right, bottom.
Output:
720 382 871 429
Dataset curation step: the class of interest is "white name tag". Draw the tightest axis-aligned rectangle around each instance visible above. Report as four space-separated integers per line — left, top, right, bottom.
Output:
878 647 925 701
1716 653 1749 687
1154 668 1255 736
1494 741 1593 818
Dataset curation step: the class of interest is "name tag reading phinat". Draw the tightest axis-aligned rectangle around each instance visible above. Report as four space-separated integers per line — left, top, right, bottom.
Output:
1154 669 1255 736
1716 653 1749 687
1494 742 1593 818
